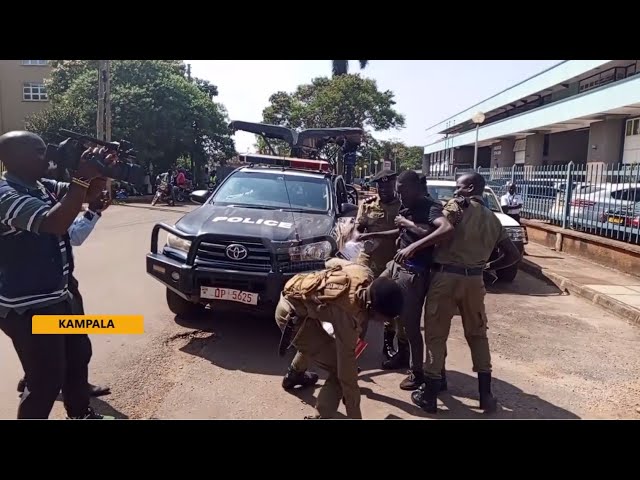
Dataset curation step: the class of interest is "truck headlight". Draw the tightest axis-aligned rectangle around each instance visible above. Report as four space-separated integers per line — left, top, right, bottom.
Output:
289 241 332 261
505 226 527 243
166 233 192 253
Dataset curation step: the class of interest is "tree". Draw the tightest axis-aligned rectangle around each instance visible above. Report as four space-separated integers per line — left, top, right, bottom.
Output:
331 60 369 76
262 74 404 132
261 74 404 183
25 60 235 177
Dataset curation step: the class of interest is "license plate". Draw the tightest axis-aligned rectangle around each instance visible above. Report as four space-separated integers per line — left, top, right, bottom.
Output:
607 217 623 224
200 287 258 305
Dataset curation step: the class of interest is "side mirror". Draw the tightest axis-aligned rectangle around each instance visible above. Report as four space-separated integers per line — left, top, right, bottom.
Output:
340 202 358 217
190 190 209 205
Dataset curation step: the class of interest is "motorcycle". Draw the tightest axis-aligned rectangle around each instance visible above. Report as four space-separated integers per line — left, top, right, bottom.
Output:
151 181 175 206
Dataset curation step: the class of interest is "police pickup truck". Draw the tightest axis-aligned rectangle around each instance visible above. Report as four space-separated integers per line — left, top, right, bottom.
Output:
146 153 358 317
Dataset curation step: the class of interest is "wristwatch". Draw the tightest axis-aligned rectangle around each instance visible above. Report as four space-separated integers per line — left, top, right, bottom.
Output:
83 209 102 221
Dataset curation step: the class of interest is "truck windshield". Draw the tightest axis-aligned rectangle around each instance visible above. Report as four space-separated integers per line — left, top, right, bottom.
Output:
211 171 330 212
428 186 502 212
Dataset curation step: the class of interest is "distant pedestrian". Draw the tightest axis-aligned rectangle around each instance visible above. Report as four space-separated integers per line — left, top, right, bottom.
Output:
500 181 523 223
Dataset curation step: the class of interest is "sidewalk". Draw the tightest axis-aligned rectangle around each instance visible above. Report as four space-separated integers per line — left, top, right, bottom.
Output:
520 242 640 327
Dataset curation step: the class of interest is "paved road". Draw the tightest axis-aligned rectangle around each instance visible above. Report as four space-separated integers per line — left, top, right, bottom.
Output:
1 204 639 419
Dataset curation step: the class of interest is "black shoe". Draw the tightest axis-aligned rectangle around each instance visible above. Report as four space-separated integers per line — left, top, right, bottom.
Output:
411 379 440 414
400 370 424 391
478 372 498 413
67 408 115 420
440 368 448 392
19 379 110 397
282 368 319 391
382 327 397 360
382 340 410 370
89 383 111 397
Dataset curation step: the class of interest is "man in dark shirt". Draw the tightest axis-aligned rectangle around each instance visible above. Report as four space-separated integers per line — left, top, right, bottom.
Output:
361 170 453 390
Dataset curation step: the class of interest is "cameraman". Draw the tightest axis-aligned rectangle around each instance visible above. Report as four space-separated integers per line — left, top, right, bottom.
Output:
0 130 115 419
16 186 112 399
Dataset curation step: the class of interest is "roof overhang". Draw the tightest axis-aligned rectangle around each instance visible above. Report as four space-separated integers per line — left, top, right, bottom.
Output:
424 74 640 154
425 60 614 137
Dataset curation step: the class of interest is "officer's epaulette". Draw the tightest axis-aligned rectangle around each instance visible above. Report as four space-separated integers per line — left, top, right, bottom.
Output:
450 196 470 209
363 196 377 204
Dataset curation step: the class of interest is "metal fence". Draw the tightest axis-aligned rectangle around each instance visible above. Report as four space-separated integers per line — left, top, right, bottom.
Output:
430 162 640 245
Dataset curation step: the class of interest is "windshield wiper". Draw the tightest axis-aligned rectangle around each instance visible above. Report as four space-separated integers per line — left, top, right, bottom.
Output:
282 207 326 214
227 204 278 210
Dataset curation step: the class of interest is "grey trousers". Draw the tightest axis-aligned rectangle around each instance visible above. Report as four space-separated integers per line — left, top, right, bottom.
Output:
382 261 430 373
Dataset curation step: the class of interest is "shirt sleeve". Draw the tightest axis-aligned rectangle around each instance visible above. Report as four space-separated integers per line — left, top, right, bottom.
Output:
318 306 362 419
0 188 51 233
68 211 100 246
500 194 509 206
354 202 368 229
40 179 69 199
442 198 464 228
427 201 444 225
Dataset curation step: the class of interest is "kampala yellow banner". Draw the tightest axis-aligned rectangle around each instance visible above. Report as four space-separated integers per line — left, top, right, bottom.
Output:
32 315 144 334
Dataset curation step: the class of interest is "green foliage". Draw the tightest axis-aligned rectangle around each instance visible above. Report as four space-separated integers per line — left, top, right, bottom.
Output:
26 60 235 174
331 60 369 76
260 74 406 170
262 74 405 132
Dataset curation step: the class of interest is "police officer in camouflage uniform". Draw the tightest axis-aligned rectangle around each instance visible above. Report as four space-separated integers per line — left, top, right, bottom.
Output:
275 258 404 419
410 173 521 414
354 169 408 369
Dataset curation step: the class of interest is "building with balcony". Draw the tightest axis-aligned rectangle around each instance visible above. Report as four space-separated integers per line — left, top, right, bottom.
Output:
0 60 52 136
423 60 640 174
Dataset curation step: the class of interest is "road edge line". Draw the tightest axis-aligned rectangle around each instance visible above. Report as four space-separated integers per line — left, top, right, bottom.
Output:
519 259 640 328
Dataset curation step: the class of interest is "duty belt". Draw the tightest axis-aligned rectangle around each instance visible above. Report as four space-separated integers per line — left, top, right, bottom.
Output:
431 263 484 276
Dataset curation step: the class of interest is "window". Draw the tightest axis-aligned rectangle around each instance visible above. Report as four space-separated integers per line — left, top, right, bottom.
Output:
627 118 640 137
543 134 550 156
211 171 330 212
23 82 48 101
21 60 48 66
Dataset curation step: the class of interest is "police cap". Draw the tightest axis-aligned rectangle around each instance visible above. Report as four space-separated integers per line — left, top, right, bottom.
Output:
371 169 397 184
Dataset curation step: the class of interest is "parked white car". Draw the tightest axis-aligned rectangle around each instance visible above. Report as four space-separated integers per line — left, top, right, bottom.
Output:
426 179 528 282
548 182 640 239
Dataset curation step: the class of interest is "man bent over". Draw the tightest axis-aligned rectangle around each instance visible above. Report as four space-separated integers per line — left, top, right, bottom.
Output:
275 258 403 419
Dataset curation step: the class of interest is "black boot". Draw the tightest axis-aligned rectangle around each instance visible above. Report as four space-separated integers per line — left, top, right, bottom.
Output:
478 372 498 413
440 368 448 392
382 327 397 360
282 367 319 391
382 340 410 370
411 378 440 414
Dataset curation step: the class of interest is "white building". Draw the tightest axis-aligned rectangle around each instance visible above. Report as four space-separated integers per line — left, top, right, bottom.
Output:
423 60 640 174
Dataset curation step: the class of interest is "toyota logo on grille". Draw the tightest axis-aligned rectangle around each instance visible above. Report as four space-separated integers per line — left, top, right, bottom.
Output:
225 244 248 261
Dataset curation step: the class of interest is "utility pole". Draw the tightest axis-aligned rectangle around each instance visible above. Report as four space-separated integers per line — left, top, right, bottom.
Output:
97 61 112 196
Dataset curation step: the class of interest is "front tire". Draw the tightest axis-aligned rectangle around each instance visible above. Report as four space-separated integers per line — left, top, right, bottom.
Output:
496 263 519 283
166 289 203 318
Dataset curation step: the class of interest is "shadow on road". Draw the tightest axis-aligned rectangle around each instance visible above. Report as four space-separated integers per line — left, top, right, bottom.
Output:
487 273 566 297
428 370 580 419
174 308 391 379
90 397 129 419
174 310 294 377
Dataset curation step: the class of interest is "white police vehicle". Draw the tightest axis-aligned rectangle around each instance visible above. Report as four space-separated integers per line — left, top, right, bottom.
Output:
427 179 528 282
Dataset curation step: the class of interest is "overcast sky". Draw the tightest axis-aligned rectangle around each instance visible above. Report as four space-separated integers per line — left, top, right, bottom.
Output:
185 60 562 153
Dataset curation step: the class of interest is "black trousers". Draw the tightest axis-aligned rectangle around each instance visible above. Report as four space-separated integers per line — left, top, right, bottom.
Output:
0 296 92 419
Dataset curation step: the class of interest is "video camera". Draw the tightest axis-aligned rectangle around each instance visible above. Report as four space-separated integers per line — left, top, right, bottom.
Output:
44 129 144 184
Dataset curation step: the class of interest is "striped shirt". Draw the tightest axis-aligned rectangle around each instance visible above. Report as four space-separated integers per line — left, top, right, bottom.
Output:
0 172 72 317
